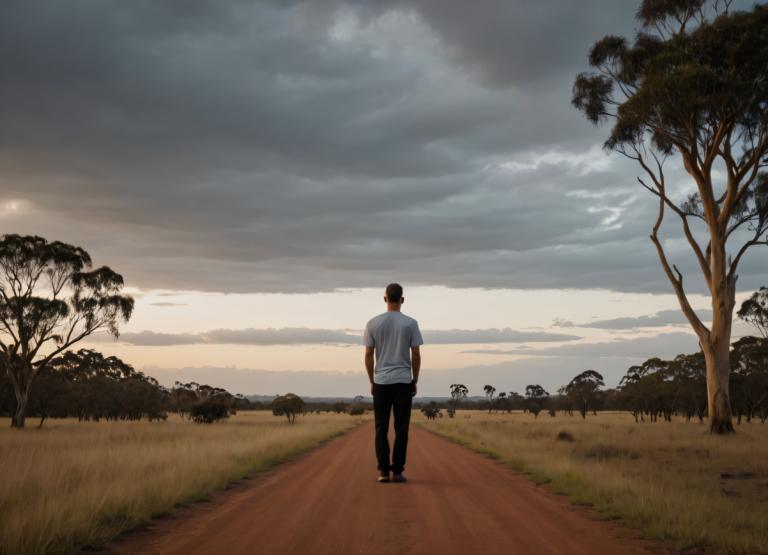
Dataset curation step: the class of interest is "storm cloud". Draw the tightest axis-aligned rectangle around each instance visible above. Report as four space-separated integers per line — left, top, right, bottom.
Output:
0 0 763 294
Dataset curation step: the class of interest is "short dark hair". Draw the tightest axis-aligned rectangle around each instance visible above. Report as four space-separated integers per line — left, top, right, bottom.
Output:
385 283 403 303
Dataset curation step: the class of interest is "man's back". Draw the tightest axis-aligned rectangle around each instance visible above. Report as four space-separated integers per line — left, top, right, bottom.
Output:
364 311 423 385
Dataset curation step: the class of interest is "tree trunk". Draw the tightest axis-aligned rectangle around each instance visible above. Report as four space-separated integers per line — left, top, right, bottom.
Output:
702 270 733 432
703 338 734 433
11 390 29 429
9 364 35 429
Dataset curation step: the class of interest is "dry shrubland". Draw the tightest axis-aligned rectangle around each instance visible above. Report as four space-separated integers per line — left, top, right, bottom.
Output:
0 412 357 555
417 410 768 555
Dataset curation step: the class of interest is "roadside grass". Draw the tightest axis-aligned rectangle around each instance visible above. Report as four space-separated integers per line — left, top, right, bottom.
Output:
415 410 768 555
0 412 359 555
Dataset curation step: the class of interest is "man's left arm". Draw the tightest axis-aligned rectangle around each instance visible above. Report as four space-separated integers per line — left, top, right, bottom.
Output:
411 346 421 396
410 322 424 396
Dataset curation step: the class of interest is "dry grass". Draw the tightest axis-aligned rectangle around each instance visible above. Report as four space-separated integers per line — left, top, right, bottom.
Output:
416 410 768 555
0 412 359 555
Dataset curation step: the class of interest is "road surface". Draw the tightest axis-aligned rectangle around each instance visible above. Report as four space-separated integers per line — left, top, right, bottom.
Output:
111 421 666 555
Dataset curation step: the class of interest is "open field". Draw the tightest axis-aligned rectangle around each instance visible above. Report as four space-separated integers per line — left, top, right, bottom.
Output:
0 412 359 555
416 410 768 555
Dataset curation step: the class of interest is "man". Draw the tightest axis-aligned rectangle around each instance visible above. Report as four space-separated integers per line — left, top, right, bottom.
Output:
364 283 423 483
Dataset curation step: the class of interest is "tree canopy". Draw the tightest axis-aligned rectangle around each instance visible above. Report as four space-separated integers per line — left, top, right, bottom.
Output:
572 0 768 433
0 234 134 427
738 287 768 337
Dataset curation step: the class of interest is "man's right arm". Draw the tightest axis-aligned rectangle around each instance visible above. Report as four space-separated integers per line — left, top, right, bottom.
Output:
365 346 375 396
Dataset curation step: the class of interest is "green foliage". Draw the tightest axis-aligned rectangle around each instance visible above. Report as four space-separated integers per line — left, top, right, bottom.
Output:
525 384 550 418
421 401 441 420
564 371 605 419
171 382 237 424
332 401 348 414
0 234 134 427
448 383 468 417
574 3 768 156
272 393 305 423
738 287 768 337
189 399 230 424
619 354 706 422
0 349 169 425
730 336 768 423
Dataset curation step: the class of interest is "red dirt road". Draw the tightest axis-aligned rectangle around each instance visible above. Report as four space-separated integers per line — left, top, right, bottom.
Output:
111 422 666 555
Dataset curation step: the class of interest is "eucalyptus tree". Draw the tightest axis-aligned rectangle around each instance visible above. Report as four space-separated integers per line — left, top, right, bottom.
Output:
483 384 496 413
0 235 133 428
738 287 768 337
496 391 507 413
272 393 305 423
573 1 768 433
448 383 468 417
524 384 549 418
564 371 605 420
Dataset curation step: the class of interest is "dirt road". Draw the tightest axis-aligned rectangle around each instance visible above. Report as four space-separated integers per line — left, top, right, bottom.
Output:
111 422 665 555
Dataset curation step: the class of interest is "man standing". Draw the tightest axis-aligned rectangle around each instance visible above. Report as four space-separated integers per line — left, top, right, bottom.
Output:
364 283 423 483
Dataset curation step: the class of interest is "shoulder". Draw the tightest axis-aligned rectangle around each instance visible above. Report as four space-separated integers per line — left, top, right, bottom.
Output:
399 313 420 327
366 312 388 328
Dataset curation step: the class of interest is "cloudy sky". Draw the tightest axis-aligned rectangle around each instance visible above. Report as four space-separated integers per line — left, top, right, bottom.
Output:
0 0 762 396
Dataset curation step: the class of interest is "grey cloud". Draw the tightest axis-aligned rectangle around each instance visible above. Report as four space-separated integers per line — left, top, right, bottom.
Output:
577 309 713 330
104 327 579 346
1 0 764 295
107 328 360 346
353 0 637 88
203 328 359 345
109 331 201 347
423 329 580 344
149 302 189 307
464 332 701 359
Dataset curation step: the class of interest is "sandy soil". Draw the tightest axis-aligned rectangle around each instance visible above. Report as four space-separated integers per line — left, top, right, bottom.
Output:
110 421 669 555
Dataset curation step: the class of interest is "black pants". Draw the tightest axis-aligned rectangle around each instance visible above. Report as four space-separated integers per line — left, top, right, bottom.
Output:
373 382 413 474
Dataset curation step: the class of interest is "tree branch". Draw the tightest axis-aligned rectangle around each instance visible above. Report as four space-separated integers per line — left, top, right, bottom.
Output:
650 192 710 340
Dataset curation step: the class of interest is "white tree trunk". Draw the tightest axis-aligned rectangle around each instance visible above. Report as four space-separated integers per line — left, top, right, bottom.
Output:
703 250 736 434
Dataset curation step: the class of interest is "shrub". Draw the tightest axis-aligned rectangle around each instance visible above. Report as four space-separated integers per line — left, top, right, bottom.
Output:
555 430 574 442
190 399 229 424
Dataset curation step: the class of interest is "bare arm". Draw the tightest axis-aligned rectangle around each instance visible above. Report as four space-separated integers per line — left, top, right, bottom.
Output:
365 346 375 395
411 346 421 396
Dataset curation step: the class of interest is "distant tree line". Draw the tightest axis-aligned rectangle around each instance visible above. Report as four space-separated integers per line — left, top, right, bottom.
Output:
0 349 258 426
419 288 768 425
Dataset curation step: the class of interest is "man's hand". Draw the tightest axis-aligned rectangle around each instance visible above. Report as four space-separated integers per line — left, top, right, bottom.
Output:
370 382 376 397
411 381 417 397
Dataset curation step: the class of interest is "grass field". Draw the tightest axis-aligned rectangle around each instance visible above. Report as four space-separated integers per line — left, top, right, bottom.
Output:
0 412 360 555
416 410 768 555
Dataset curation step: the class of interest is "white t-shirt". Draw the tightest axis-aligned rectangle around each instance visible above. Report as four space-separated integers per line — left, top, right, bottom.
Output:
363 311 424 385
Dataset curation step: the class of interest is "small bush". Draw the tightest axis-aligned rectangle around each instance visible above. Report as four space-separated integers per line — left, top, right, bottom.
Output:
556 430 575 442
189 400 229 424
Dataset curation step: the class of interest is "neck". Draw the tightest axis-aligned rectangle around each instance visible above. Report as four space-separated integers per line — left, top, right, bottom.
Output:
387 304 401 312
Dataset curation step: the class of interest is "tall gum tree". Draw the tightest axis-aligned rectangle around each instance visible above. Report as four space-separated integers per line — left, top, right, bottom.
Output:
573 0 768 433
0 235 134 428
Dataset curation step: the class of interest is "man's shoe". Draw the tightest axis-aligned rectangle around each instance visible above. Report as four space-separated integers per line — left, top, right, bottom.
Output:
377 473 390 483
392 473 408 483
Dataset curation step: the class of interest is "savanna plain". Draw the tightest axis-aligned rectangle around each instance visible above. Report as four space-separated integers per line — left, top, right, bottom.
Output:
416 410 768 555
0 412 358 555
4 410 768 555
